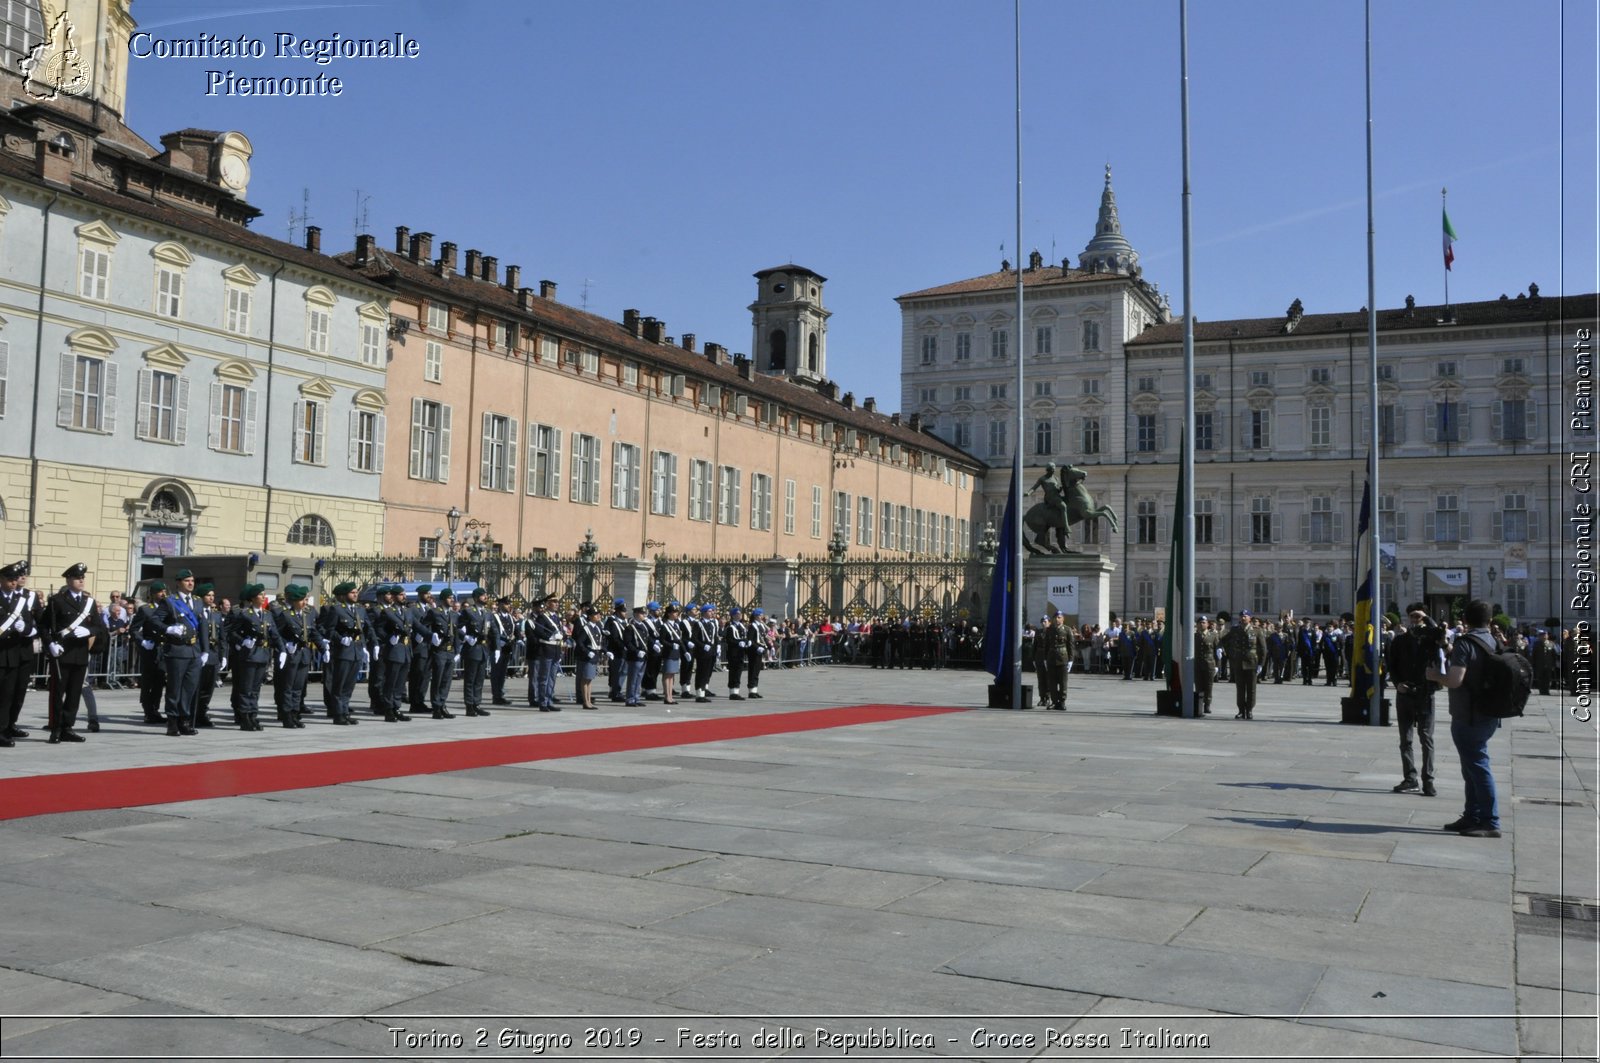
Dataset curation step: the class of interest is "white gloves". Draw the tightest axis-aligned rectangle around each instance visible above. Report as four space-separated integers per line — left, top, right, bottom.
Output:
586 651 596 660
200 653 209 667
431 633 442 647
740 640 751 649
492 649 500 663
72 625 91 638
465 635 477 646
241 638 255 650
219 657 228 672
387 634 398 645
140 639 155 651
340 636 352 647
322 650 331 664
277 652 288 670
48 642 63 657
651 641 661 653
606 651 614 661
636 650 646 660
166 624 185 637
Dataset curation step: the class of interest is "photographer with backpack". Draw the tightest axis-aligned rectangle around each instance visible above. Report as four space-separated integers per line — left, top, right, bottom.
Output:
1426 599 1531 839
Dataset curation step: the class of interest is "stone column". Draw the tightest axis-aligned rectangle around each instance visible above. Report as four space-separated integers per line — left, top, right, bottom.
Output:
609 557 654 608
759 558 799 619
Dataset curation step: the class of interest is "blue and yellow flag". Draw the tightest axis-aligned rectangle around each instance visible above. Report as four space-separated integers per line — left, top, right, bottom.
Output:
1351 478 1378 702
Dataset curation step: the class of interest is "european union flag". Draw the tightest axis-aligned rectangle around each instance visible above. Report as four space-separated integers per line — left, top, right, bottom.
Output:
983 454 1020 683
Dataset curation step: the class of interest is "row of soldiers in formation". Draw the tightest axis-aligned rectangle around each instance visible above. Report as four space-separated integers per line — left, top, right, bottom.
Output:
0 560 781 741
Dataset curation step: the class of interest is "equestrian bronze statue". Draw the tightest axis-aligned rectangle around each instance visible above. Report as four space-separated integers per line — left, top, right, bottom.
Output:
1022 462 1120 554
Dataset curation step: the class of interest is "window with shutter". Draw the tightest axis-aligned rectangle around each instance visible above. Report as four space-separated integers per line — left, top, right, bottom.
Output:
241 387 257 454
409 397 425 478
0 338 8 418
437 403 452 482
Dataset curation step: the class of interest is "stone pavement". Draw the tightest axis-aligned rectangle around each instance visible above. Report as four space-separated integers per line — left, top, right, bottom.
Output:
0 665 1594 1061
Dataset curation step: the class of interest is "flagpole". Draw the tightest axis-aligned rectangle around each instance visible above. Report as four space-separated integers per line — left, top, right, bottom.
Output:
1364 0 1383 725
1011 0 1025 710
1441 186 1450 309
1178 0 1196 718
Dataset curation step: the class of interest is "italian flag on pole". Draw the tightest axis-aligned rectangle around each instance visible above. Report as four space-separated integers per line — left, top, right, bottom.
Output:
1443 208 1459 271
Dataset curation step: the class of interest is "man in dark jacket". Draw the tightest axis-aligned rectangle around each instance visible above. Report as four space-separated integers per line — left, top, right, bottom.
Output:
42 563 108 742
1386 603 1442 796
0 561 41 745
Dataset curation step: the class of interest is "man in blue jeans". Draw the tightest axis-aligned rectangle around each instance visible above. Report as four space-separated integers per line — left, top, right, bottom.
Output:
1427 599 1503 839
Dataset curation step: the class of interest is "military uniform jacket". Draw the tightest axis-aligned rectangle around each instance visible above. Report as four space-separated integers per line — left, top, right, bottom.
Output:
1045 624 1076 664
528 611 565 656
44 588 106 665
724 620 751 658
133 602 165 651
1224 624 1260 668
697 617 721 659
407 603 436 660
199 602 223 659
1194 629 1218 677
574 617 605 661
318 600 370 661
603 612 629 655
456 603 495 656
273 604 321 662
429 605 458 655
0 584 40 667
659 619 684 661
225 606 282 664
154 593 204 659
373 604 413 663
622 617 651 660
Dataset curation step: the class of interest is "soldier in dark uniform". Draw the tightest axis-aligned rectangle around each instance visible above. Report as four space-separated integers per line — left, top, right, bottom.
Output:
317 581 366 725
489 596 515 705
364 586 385 710
723 606 750 700
1530 629 1559 696
456 586 495 717
621 605 651 707
225 583 281 730
0 561 41 745
42 563 106 743
745 608 768 698
155 567 204 735
406 585 437 716
527 594 565 711
657 602 685 705
693 604 719 703
271 584 317 728
602 598 629 702
573 603 605 709
192 583 223 727
133 581 168 724
427 588 458 718
641 601 663 701
1193 615 1217 715
372 584 414 721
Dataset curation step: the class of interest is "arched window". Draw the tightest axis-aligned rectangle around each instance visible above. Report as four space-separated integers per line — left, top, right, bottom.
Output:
287 513 335 548
767 329 787 371
807 334 819 372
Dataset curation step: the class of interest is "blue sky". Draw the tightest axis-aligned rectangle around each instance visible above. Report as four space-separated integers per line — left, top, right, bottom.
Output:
128 0 1597 409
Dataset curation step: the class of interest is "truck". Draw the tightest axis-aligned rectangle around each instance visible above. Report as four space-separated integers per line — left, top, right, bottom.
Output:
131 553 319 605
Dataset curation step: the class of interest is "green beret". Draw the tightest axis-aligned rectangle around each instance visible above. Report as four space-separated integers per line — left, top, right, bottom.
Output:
415 583 433 595
438 588 455 600
241 583 265 600
333 581 356 596
285 585 308 601
174 568 194 580
148 579 166 593
196 582 214 595
471 586 489 600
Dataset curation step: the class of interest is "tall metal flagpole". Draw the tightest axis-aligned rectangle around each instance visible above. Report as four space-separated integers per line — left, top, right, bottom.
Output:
1441 186 1450 309
1178 0 1196 718
1011 0 1025 710
1365 0 1383 725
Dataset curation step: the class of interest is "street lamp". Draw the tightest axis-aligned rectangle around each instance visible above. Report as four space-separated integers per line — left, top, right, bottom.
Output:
1487 565 1497 603
1399 566 1410 597
444 505 462 586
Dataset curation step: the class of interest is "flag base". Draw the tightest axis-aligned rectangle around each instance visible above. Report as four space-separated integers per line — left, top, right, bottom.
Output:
988 683 1034 710
1154 690 1186 717
1339 696 1391 726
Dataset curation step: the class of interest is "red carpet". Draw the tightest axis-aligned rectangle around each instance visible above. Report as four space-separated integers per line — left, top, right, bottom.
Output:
0 704 964 821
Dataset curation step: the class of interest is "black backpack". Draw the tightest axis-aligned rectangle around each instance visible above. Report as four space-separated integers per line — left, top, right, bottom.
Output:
1467 633 1533 719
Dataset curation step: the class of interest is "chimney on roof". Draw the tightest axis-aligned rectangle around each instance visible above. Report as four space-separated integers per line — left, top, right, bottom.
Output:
355 233 375 264
642 317 666 344
734 355 753 380
821 380 840 401
540 279 557 301
842 392 855 410
503 264 520 290
304 226 321 254
704 342 725 365
623 309 640 336
438 241 458 275
681 333 696 352
890 412 901 426
909 412 922 431
395 225 410 254
482 256 497 284
518 287 535 311
862 397 876 413
465 249 481 279
410 232 432 263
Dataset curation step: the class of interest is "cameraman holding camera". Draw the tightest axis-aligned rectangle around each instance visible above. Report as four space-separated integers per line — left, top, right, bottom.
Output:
1386 603 1443 796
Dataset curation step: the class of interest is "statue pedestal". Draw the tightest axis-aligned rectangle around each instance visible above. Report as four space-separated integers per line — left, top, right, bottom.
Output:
1022 551 1116 629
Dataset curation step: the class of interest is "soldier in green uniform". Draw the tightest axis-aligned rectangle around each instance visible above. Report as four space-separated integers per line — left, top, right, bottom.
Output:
225 583 282 730
317 581 367 725
271 584 318 728
1224 610 1266 719
1043 613 1076 710
195 583 222 727
426 588 458 719
1193 615 1217 715
373 584 414 722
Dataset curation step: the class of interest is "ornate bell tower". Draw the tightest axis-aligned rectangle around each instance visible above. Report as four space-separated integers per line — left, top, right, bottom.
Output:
749 264 829 383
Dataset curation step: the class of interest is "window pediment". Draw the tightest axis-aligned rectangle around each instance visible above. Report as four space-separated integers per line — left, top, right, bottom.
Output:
358 301 388 322
352 387 386 410
304 285 336 307
1195 394 1218 413
917 316 941 331
1305 384 1336 402
1245 385 1275 403
75 219 118 246
66 326 117 355
1429 380 1463 400
150 241 194 268
298 376 336 400
1029 306 1059 322
1131 393 1161 415
142 343 189 370
1078 301 1106 315
984 311 1011 325
951 313 975 326
222 263 261 286
215 358 257 383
